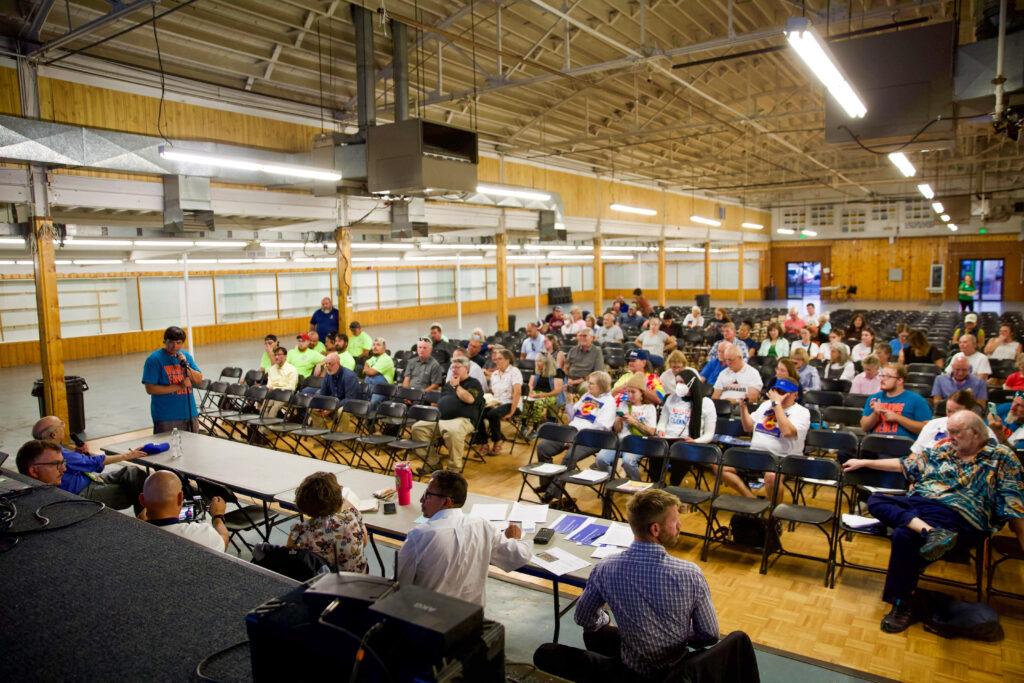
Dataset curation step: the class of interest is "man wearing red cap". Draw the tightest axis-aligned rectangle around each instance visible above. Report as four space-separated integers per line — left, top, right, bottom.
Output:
287 333 325 379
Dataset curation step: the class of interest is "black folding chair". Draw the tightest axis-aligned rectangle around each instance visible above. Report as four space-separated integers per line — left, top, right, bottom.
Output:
318 399 372 464
195 381 228 431
859 434 914 460
601 436 669 520
244 389 295 445
194 478 283 554
354 401 407 472
516 423 578 503
282 395 340 457
820 378 851 393
701 447 778 561
907 363 941 376
822 406 864 431
551 430 620 513
219 385 269 441
662 442 722 541
243 369 266 386
218 366 243 383
378 405 441 473
392 386 423 404
804 390 844 409
264 393 315 449
843 393 871 409
762 455 843 587
200 384 247 437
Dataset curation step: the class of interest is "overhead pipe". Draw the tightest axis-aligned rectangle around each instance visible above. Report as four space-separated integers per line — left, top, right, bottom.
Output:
391 19 409 121
994 0 1009 117
351 3 376 133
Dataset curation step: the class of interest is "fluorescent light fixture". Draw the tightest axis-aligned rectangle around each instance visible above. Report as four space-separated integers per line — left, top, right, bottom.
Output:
784 17 867 118
63 238 134 247
160 146 341 182
475 184 551 202
73 259 123 265
690 215 721 227
917 183 935 199
260 241 308 249
186 259 217 264
405 254 484 262
610 203 657 217
931 202 945 213
887 152 916 177
603 245 651 252
134 240 195 248
777 228 797 235
353 256 401 263
417 243 492 251
194 240 247 248
948 224 958 231
0 237 26 246
217 258 255 264
940 214 950 222
14 260 33 265
135 259 180 264
741 222 764 230
801 229 818 237
525 244 576 251
349 243 410 251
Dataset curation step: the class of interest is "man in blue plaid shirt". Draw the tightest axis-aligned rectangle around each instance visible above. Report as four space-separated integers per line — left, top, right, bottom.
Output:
534 489 719 681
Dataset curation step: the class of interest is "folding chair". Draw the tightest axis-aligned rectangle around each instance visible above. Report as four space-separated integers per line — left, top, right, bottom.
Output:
392 386 423 404
218 366 243 383
354 401 407 472
859 434 914 460
822 406 864 431
318 399 372 464
551 430 620 513
194 478 282 554
761 455 843 587
820 378 852 393
662 442 722 540
516 423 578 503
242 369 266 386
804 390 845 409
420 390 442 405
219 385 269 441
281 395 340 457
700 447 778 561
244 389 294 445
195 381 227 429
844 393 871 409
797 429 858 503
200 384 247 437
988 535 1024 602
600 436 669 519
378 405 441 473
263 393 314 449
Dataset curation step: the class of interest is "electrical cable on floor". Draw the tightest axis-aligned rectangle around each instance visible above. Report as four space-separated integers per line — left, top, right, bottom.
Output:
0 497 105 554
194 639 249 682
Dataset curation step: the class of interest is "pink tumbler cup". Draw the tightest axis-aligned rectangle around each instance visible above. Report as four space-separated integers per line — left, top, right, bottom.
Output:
395 462 413 506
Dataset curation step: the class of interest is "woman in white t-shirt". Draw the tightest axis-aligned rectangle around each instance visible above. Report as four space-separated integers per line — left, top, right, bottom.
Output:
984 324 1022 360
824 343 855 381
482 348 523 454
790 327 820 361
850 328 877 363
594 377 658 481
682 306 705 329
657 368 717 486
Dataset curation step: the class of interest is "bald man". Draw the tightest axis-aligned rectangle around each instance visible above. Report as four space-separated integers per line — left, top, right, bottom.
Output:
140 471 229 552
31 416 147 513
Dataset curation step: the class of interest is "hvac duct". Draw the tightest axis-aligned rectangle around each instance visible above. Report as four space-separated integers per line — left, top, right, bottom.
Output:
392 20 409 122
163 175 214 233
351 4 376 134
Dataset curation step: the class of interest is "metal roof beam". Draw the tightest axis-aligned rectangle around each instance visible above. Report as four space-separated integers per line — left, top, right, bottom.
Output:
30 0 159 62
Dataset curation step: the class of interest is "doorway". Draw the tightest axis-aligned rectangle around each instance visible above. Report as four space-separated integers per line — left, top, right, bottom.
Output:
959 259 1004 301
786 261 821 299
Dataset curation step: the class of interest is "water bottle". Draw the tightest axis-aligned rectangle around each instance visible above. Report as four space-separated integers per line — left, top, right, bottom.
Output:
394 462 413 506
171 427 182 460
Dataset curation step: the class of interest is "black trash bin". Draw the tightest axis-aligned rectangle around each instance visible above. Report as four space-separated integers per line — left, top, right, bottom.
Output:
695 294 710 309
507 314 517 332
763 285 778 301
31 376 89 434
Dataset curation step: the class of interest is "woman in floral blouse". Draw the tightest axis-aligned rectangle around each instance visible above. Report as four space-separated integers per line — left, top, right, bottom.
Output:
287 471 368 573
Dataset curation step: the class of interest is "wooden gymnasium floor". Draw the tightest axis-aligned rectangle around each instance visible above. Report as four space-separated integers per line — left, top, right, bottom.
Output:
91 428 1024 683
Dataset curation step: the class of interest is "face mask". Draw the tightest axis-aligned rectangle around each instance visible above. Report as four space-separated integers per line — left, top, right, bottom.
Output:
675 379 691 398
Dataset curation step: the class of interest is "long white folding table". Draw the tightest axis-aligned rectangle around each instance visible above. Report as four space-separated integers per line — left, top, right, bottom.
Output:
102 431 351 536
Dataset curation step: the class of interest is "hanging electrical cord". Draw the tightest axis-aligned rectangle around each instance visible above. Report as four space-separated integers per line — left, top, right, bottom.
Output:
151 4 171 146
316 18 325 132
838 113 987 155
469 0 478 131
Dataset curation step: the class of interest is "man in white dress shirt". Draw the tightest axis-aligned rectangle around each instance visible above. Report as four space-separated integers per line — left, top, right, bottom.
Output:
396 471 531 606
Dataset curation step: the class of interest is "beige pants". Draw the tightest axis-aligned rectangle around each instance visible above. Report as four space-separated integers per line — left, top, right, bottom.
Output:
410 417 473 471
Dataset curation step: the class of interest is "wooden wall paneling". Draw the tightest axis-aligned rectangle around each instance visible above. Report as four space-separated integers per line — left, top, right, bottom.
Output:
0 67 22 116
947 235 1024 301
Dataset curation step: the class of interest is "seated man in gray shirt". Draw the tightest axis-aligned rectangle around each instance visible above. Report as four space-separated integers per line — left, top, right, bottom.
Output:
564 328 605 394
404 338 445 392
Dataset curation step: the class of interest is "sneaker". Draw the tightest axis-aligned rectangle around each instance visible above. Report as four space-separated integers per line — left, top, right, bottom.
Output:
920 528 958 562
881 600 915 633
415 464 439 477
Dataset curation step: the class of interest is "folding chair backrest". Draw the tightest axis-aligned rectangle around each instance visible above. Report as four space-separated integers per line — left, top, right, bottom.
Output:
820 378 851 393
371 383 397 398
844 393 870 408
308 395 340 413
219 366 243 382
243 369 266 386
822 406 863 428
572 428 619 452
804 390 844 408
221 384 247 405
804 429 859 459
420 390 442 405
619 434 668 460
374 401 407 423
715 419 746 437
200 381 228 408
536 422 577 443
341 399 372 419
394 386 423 403
841 467 908 492
265 388 294 404
194 379 211 392
668 441 721 467
0 451 8 468
301 376 323 390
406 404 440 423
779 454 841 481
195 477 240 505
722 447 777 475
286 392 315 417
860 434 914 459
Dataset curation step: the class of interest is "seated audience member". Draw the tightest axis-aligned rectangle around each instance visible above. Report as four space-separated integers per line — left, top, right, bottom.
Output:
846 313 867 339
889 323 911 357
659 311 681 340
951 313 985 346
331 333 357 371
735 320 756 358
824 343 855 382
658 350 689 396
635 316 675 363
28 417 147 512
823 329 851 361
287 471 368 572
984 323 1021 360
429 322 450 344
262 345 299 419
544 305 566 335
851 328 877 363
563 307 588 335
619 305 644 328
708 322 749 359
860 364 932 438
585 314 597 330
522 351 564 429
765 357 803 402
259 334 278 370
347 321 373 360
783 307 806 334
411 357 484 475
758 322 790 359
874 342 893 368
632 287 653 317
900 330 944 369
699 341 729 386
682 306 705 329
17 436 148 516
789 347 821 392
659 368 717 486
720 379 810 499
790 327 820 361
446 347 487 386
533 489 718 683
806 319 825 345
465 335 490 368
397 471 530 606
323 332 339 354
611 296 629 316
843 411 1024 633
705 307 730 339
1003 355 1024 391
565 328 605 394
319 353 360 402
712 345 763 404
803 302 818 325
307 330 326 355
913 390 995 454
595 375 658 481
613 349 666 405
931 354 987 405
946 334 991 381
544 333 567 371
520 322 546 360
138 470 227 551
818 312 832 336
482 349 523 454
851 355 883 395
363 337 395 406
287 333 325 379
535 371 616 503
594 313 624 345
993 391 1024 433
403 338 444 392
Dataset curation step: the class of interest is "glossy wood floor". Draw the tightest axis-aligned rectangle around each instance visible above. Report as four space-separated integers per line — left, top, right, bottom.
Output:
91 427 1024 683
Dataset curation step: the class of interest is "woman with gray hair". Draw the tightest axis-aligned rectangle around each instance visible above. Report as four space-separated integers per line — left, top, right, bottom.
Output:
522 351 564 434
825 342 855 381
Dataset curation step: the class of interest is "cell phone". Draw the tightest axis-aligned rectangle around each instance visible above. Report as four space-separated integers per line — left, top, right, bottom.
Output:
178 501 195 522
988 402 999 417
534 527 555 545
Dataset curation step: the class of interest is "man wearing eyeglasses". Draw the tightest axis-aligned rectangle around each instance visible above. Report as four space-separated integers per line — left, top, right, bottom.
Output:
27 418 147 513
396 470 530 607
860 363 932 438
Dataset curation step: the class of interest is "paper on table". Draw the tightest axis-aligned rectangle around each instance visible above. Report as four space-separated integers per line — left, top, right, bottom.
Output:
469 503 509 520
344 488 379 513
531 463 567 475
530 547 591 576
492 520 536 533
842 513 883 529
591 546 626 559
509 502 549 524
567 522 610 546
572 469 608 482
594 522 634 547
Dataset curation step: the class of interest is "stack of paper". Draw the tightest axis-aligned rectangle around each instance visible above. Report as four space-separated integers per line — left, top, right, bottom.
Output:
531 463 566 475
572 469 609 483
842 513 883 529
508 502 549 524
343 488 380 513
568 522 611 546
550 514 587 534
616 481 653 493
593 522 634 547
469 503 509 520
530 547 591 576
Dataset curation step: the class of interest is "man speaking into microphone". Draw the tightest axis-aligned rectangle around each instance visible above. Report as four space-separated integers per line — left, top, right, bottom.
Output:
142 326 204 434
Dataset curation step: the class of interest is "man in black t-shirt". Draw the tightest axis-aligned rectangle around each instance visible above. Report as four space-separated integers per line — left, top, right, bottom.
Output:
409 357 484 474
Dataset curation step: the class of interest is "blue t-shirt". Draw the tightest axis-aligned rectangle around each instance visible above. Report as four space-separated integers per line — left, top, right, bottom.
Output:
889 338 907 356
310 308 339 340
861 389 933 438
700 357 726 386
142 348 201 423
